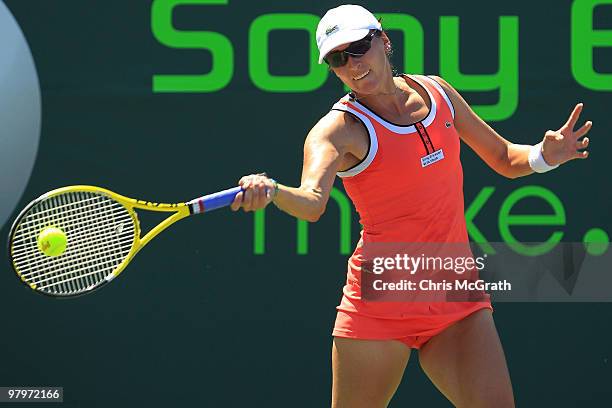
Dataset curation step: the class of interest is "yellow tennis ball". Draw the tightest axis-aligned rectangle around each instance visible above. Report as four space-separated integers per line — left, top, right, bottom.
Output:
37 227 67 257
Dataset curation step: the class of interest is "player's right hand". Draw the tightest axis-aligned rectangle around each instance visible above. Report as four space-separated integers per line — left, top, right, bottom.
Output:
230 173 275 212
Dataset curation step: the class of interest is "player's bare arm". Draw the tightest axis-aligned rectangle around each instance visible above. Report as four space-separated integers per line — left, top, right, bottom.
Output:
432 75 592 179
230 110 365 221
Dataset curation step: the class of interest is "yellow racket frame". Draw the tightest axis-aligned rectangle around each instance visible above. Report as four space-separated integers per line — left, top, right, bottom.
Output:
10 185 192 290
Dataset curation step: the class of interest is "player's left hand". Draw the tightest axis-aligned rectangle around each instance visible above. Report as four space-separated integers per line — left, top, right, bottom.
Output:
541 103 592 166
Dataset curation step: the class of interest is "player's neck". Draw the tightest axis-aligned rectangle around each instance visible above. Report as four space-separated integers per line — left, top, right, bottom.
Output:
351 76 410 114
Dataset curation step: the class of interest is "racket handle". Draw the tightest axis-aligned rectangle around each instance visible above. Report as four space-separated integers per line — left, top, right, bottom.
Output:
189 186 243 214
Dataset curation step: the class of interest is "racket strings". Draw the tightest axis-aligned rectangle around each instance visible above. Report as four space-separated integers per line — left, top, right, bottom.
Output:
14 193 133 294
12 195 127 261
10 192 136 295
19 225 134 285
13 210 133 273
13 196 117 238
11 208 132 254
13 192 93 293
52 192 133 293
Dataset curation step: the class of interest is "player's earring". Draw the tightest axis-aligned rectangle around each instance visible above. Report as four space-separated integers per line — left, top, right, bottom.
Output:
384 44 392 57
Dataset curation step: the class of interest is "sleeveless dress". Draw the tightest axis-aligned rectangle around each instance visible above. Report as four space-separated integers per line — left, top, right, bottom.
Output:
331 74 491 348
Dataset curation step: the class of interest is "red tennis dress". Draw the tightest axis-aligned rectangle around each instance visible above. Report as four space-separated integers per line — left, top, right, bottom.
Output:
331 74 492 349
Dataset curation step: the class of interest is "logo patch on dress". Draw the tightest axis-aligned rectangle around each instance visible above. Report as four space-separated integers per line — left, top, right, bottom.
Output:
421 149 445 167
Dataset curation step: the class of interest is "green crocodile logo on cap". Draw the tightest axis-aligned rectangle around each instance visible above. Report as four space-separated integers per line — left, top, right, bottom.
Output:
325 25 339 36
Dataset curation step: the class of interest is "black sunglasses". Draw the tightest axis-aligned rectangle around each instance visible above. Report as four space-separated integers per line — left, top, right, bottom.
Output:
324 30 380 68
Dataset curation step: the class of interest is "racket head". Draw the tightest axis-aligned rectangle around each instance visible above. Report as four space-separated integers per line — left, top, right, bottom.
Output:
8 186 140 297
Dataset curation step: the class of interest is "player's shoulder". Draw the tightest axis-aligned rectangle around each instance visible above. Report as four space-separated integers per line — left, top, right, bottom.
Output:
420 74 457 96
307 107 363 144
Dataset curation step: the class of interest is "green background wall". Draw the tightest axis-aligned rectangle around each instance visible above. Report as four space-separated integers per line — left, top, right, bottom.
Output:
1 0 611 406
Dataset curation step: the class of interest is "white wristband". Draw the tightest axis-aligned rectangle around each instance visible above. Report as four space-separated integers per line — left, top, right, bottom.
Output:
528 142 559 173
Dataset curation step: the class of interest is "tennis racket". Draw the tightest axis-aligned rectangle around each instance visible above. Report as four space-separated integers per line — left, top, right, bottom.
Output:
8 185 241 297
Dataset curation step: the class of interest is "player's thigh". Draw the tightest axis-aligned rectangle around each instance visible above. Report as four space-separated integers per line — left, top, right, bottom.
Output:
332 337 411 408
418 309 514 408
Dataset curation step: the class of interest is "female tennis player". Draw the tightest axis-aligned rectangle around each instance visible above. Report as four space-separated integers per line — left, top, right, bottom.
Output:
231 5 592 407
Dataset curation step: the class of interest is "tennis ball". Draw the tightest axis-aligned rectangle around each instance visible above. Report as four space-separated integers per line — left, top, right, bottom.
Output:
37 227 67 257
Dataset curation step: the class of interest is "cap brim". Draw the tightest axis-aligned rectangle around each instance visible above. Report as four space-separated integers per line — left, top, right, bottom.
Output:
318 28 371 64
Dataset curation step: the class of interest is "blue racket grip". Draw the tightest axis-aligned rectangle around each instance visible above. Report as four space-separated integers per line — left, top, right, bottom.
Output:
189 186 243 214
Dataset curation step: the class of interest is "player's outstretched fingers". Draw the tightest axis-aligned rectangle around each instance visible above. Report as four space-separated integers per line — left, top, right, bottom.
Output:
575 150 589 159
576 137 589 150
575 121 593 139
563 103 583 130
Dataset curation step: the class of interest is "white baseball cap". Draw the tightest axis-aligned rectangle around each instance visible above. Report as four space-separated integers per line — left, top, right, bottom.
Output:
316 5 382 64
